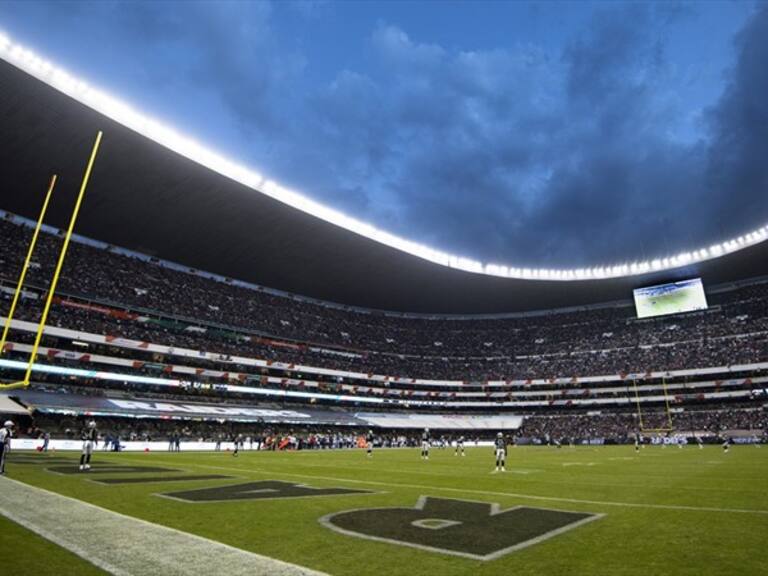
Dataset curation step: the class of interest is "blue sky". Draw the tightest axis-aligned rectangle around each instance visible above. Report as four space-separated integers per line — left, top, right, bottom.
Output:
0 1 766 267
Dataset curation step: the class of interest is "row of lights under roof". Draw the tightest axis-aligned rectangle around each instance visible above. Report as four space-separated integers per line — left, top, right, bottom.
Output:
1 32 766 282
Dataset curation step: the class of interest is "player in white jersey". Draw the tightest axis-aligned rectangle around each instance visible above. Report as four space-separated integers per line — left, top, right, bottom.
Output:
493 432 506 472
79 420 97 471
455 435 465 456
421 429 430 460
0 420 14 475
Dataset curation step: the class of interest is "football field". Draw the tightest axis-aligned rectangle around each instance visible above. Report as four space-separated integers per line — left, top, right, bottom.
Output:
1 445 766 576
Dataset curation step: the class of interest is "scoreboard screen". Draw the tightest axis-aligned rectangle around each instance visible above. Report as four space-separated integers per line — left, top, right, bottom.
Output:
633 278 708 319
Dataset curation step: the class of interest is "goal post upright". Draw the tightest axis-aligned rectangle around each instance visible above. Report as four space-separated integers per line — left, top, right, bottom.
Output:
0 174 57 356
635 374 675 434
631 378 645 431
661 375 674 430
0 131 103 390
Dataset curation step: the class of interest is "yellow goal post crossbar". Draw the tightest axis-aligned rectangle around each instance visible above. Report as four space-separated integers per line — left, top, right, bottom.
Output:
0 131 103 390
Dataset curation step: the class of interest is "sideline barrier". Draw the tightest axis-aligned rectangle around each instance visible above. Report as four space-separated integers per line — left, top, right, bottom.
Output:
13 439 231 452
9 439 500 452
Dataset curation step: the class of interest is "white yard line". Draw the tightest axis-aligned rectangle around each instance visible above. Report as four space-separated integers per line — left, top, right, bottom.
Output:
116 456 768 517
0 476 328 576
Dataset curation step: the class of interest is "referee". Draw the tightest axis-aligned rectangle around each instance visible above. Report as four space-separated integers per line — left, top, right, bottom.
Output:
0 420 14 475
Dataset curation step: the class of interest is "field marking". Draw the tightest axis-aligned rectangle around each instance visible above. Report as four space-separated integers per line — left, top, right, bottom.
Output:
155 481 378 504
488 469 543 475
113 457 768 516
87 474 235 485
222 452 767 485
0 476 328 576
274 459 765 492
279 459 551 480
319 496 604 561
74 450 768 492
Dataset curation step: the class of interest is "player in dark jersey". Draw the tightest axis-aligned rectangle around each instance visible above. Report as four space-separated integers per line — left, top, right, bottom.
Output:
366 430 374 458
722 435 730 453
79 420 97 471
455 435 465 457
421 428 430 460
233 433 243 457
0 420 14 475
493 432 507 472
634 432 642 452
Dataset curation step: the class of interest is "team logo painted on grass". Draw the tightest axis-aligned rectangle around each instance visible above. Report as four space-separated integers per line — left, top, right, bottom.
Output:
320 496 603 560
162 480 373 502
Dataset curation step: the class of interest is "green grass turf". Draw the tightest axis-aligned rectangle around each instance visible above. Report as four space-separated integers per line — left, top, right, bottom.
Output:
0 513 107 575
2 445 767 575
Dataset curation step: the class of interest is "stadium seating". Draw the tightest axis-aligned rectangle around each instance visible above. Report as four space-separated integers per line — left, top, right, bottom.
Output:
1 213 766 439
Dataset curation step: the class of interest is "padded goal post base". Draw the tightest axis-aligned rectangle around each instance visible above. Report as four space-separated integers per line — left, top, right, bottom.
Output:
0 380 29 391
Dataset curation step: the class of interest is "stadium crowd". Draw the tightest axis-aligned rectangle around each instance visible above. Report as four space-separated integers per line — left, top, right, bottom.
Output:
1 214 767 382
518 407 767 441
1 215 767 426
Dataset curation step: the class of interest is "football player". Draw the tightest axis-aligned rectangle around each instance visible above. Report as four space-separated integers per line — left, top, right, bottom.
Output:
79 420 97 471
421 428 430 460
366 430 374 458
493 432 507 472
0 420 14 475
455 435 465 456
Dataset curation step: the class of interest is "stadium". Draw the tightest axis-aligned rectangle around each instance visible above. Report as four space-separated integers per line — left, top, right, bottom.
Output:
1 4 767 576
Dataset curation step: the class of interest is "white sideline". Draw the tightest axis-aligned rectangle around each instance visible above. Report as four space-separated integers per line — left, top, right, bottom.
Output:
0 476 328 576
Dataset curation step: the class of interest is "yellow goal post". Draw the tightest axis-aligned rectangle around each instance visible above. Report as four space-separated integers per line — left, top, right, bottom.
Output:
0 131 103 390
632 376 674 434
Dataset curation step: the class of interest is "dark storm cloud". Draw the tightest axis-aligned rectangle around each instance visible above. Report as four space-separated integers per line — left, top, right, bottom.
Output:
704 5 768 238
301 4 766 267
115 2 305 134
3 1 764 267
522 5 712 264
296 7 709 266
172 1 757 268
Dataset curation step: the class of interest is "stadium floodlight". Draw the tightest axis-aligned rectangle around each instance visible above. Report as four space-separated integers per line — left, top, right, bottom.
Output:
1 32 767 282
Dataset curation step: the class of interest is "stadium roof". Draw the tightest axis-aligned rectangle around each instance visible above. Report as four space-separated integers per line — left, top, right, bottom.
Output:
1 54 767 315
